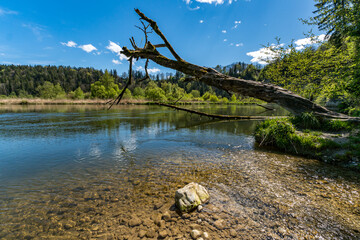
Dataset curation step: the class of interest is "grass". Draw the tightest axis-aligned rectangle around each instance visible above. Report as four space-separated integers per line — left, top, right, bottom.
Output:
254 117 342 159
289 112 353 131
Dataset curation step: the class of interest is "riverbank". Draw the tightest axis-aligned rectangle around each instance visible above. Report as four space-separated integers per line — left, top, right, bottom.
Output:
254 114 360 170
0 98 263 106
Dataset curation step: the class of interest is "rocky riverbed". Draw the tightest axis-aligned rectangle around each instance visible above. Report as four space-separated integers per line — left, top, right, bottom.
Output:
1 150 360 239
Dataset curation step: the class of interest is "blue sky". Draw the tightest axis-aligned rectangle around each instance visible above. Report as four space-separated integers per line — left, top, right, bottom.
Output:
0 0 323 74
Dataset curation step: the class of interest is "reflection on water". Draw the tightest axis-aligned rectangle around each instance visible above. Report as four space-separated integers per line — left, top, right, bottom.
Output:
0 105 359 239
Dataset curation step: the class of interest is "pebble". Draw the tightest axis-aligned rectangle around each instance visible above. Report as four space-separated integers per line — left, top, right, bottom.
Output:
203 232 209 239
278 227 287 235
191 229 202 239
158 230 168 238
214 219 225 230
197 205 203 212
138 230 146 238
146 229 156 238
128 217 142 227
162 211 171 222
230 229 237 237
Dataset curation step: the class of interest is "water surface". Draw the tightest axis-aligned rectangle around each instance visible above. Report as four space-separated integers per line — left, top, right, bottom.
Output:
0 104 359 239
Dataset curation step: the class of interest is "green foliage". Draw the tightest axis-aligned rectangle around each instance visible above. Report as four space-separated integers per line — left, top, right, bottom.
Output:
8 92 17 98
221 97 229 103
91 70 120 99
145 82 166 101
36 81 66 99
258 36 359 110
190 90 200 98
255 118 340 157
304 0 360 45
69 87 85 100
289 112 321 129
202 92 211 101
289 112 352 131
230 94 237 102
209 95 219 102
18 90 32 98
132 87 145 98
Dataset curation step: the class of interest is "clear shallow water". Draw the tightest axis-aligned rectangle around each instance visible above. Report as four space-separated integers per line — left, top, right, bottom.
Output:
0 104 359 239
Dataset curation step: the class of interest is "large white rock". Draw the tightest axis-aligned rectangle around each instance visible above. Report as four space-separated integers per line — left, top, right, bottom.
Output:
175 182 209 212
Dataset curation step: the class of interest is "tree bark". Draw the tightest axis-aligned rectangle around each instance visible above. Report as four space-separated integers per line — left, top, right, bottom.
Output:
121 9 355 120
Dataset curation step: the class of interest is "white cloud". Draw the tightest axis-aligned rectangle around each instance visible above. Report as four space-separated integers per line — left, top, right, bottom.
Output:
107 41 128 61
148 68 160 74
189 0 234 4
224 39 228 42
112 59 122 65
247 35 327 64
294 34 327 50
0 8 18 16
233 20 242 29
137 66 160 74
61 41 77 47
247 46 280 65
199 20 204 23
222 30 227 33
79 44 97 53
235 43 243 47
188 6 200 10
106 41 122 54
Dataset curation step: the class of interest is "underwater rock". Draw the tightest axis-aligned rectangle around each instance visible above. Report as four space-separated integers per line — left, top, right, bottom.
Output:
175 182 209 213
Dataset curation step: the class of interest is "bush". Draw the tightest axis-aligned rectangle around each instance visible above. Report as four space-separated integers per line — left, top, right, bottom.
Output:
230 94 237 102
190 90 200 98
254 118 340 157
133 87 145 98
289 112 352 131
209 95 219 102
91 70 120 99
36 81 66 99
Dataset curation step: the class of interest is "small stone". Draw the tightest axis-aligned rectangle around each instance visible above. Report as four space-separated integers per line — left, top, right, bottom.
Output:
158 230 168 239
91 225 99 231
198 238 204 240
230 229 237 237
278 227 286 235
146 229 156 238
128 217 142 227
197 205 203 212
214 219 225 230
110 198 119 202
64 220 76 229
138 230 146 238
191 229 202 239
203 232 209 239
162 211 171 222
154 202 163 210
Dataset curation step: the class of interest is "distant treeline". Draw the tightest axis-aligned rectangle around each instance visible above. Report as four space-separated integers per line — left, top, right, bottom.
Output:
0 62 261 100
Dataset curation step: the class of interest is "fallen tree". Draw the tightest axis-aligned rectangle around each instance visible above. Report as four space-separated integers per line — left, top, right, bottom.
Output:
115 9 356 120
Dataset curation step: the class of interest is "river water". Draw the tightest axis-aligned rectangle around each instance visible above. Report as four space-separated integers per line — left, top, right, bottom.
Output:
0 105 359 239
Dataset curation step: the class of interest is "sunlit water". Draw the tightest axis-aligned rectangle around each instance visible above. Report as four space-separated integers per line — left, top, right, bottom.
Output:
0 104 359 239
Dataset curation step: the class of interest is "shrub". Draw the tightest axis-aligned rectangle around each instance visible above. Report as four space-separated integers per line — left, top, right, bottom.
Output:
209 95 219 102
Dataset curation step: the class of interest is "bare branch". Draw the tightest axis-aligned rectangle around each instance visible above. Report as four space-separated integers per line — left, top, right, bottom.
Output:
108 57 133 109
135 8 183 62
153 44 166 48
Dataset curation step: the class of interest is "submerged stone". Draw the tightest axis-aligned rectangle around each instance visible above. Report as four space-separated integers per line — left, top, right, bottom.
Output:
175 182 209 212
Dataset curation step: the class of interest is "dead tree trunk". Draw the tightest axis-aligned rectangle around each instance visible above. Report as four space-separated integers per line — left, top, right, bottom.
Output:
121 9 353 119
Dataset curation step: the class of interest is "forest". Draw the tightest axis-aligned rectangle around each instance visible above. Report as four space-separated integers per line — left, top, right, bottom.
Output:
0 62 261 103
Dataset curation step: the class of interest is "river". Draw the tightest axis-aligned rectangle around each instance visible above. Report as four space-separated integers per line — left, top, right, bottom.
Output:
0 104 359 239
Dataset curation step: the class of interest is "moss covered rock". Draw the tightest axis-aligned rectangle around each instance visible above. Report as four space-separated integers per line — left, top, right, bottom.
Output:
175 182 209 212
